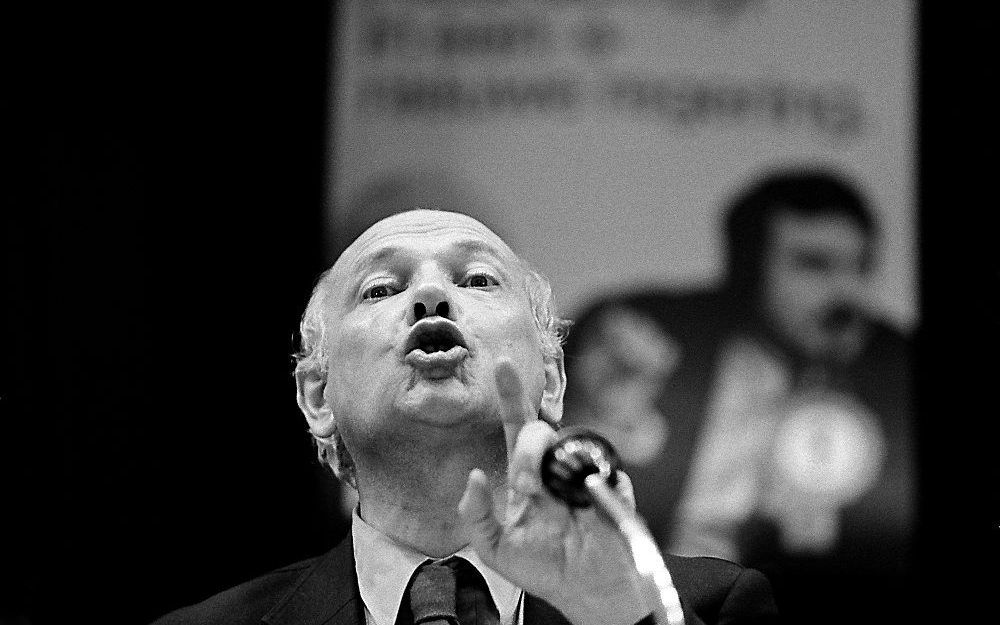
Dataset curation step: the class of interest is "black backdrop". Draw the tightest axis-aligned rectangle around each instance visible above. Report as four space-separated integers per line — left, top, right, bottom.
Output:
1 3 992 624
2 4 348 623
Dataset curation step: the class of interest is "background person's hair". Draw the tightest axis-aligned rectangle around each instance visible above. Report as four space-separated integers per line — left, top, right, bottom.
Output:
722 167 878 306
293 211 571 484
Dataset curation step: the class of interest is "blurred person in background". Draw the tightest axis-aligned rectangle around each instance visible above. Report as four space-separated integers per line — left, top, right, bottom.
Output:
563 167 915 624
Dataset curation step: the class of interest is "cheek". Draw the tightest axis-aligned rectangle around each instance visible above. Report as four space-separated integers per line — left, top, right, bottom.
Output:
468 304 541 368
323 317 396 398
789 277 837 317
488 305 540 348
769 269 824 315
493 309 547 385
330 309 396 359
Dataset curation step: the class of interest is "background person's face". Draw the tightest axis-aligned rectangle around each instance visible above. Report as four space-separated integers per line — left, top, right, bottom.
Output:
321 210 551 459
759 209 872 364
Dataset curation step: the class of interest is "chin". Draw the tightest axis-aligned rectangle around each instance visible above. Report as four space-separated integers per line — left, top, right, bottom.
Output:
397 381 488 426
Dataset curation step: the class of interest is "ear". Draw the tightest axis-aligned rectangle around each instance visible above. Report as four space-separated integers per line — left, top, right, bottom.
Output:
295 367 336 437
539 352 566 425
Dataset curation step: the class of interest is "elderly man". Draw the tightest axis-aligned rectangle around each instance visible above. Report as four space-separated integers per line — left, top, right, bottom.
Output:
151 209 777 625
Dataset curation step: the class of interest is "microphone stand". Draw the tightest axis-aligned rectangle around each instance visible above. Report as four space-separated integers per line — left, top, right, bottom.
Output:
584 473 685 625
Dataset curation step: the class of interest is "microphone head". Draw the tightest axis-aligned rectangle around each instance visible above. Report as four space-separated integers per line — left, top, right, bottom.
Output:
541 428 621 508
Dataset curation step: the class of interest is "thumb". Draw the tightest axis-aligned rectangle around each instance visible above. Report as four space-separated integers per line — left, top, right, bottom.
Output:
458 468 504 569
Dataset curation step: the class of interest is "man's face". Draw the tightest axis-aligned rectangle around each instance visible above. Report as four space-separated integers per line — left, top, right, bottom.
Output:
759 208 873 363
319 210 553 454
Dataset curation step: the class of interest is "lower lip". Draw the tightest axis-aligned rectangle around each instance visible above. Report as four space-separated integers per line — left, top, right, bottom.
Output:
404 346 469 372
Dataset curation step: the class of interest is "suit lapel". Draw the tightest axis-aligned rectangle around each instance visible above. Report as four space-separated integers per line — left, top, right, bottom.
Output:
263 533 365 625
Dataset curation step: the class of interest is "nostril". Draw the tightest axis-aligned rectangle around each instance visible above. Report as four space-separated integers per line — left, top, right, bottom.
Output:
435 301 449 318
413 302 427 319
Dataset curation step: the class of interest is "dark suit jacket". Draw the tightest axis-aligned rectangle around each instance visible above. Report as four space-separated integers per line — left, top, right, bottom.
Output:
151 533 778 624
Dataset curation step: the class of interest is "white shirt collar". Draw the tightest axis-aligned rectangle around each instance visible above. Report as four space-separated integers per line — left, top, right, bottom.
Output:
351 508 522 625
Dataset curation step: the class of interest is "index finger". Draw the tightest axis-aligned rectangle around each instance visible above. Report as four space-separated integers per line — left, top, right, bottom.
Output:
508 420 559 495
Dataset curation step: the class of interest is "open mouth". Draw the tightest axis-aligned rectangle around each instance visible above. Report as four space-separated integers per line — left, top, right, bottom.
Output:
403 320 470 375
404 320 468 355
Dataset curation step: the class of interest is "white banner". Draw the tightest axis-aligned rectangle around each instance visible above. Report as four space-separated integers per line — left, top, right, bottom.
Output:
328 0 916 327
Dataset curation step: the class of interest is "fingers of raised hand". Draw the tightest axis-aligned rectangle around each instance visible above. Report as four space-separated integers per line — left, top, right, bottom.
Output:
507 420 559 496
459 468 504 564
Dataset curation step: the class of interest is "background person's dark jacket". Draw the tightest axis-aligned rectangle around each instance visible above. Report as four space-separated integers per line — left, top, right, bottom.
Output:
563 288 915 625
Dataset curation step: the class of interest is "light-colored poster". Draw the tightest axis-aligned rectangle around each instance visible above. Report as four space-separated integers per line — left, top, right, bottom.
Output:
328 0 916 328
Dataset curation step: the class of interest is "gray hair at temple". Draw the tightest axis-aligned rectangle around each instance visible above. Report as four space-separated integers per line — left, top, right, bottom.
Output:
292 212 571 484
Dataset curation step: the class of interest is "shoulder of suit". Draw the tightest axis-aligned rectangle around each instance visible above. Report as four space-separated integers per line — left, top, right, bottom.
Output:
148 555 323 625
664 553 743 584
666 555 779 624
663 554 764 603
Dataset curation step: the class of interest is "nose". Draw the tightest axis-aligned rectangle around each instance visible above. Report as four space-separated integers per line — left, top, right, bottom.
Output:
413 299 450 320
407 270 457 324
832 269 867 306
822 270 869 327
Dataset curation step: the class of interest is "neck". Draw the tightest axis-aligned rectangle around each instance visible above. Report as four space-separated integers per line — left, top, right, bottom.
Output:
353 425 508 557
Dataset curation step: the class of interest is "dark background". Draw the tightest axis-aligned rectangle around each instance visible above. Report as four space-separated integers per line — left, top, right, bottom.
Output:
1 3 991 624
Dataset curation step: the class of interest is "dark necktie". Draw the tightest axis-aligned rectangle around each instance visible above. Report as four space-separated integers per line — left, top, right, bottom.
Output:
400 557 501 625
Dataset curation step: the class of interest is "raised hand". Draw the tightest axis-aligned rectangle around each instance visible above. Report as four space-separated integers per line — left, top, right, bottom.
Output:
459 362 652 625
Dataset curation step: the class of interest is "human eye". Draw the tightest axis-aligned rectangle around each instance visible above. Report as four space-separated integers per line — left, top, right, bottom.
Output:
460 271 500 289
362 280 402 301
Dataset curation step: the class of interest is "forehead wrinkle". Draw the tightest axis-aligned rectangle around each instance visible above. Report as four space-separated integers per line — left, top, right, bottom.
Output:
349 245 404 275
346 211 512 256
344 229 518 274
449 238 516 266
341 239 515 281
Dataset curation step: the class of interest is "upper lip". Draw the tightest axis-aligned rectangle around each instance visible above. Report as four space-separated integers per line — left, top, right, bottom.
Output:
403 319 468 355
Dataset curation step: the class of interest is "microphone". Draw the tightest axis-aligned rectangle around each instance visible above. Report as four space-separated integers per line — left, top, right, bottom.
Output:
541 428 685 625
